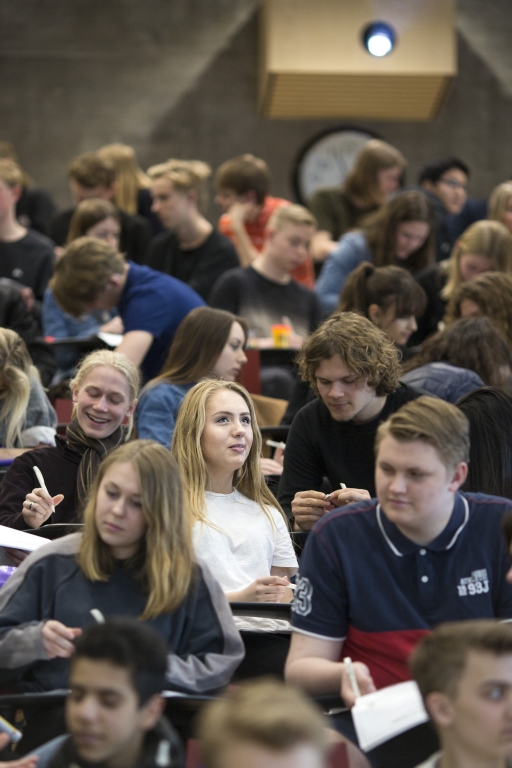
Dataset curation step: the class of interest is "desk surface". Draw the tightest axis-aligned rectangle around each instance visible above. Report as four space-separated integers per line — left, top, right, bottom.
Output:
0 448 32 462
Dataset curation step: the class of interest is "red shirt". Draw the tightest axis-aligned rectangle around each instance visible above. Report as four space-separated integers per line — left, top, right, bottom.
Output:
219 196 315 289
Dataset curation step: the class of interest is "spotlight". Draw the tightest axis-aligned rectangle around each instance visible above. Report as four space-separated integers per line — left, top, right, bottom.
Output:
362 22 396 58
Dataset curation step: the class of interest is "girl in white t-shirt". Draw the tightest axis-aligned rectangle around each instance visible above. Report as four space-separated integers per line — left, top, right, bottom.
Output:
172 379 298 604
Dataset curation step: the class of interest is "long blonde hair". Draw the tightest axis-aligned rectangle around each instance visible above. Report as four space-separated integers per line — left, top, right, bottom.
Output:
442 220 512 301
171 380 286 528
70 349 140 437
0 329 39 448
489 182 512 227
78 440 195 620
97 143 150 215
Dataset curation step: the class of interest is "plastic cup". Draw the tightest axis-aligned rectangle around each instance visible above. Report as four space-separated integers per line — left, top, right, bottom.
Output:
271 324 292 348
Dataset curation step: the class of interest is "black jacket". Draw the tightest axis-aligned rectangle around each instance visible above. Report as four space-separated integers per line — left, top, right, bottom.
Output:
44 717 184 768
0 284 56 386
0 436 81 529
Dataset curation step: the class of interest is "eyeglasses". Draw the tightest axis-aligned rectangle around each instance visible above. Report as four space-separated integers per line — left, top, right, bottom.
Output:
439 177 468 192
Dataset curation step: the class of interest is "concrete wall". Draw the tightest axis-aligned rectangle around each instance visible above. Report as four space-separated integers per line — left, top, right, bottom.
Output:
1 1 511 219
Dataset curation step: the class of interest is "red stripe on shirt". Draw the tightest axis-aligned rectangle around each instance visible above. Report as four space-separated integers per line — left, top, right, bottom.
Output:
342 625 432 689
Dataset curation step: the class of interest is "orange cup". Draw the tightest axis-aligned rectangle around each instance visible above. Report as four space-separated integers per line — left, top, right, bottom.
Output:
271 323 292 348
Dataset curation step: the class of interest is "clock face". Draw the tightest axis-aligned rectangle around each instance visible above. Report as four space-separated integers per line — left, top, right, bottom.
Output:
294 128 377 204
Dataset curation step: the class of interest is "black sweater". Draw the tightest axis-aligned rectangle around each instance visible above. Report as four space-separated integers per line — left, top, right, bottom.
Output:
0 437 81 529
146 229 239 301
409 263 449 346
278 384 423 517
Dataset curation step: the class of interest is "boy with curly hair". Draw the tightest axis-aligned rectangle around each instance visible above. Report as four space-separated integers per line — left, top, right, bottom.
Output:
278 311 422 526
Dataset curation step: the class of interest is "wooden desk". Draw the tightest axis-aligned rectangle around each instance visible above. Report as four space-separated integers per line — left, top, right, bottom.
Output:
0 448 32 462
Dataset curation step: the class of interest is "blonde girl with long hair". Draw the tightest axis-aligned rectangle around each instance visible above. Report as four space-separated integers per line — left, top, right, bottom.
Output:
0 439 243 693
136 307 247 448
413 219 512 344
489 181 512 235
0 329 56 449
97 143 163 237
0 349 139 537
172 379 297 605
97 143 151 216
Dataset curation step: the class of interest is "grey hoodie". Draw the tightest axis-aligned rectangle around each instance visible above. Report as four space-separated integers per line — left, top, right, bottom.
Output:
0 534 244 693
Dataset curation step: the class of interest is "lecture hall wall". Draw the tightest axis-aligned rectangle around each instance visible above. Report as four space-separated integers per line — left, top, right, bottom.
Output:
2 0 511 220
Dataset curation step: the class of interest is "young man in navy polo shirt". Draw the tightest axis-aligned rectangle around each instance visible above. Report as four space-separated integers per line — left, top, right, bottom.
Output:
410 620 512 768
278 311 422 527
50 237 204 381
285 397 512 706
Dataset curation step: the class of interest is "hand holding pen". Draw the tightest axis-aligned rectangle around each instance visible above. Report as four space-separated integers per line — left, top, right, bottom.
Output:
292 483 372 531
341 656 376 708
324 484 372 511
21 466 64 528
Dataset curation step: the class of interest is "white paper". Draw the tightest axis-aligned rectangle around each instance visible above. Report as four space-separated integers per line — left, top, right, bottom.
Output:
162 691 189 698
97 332 123 348
0 526 50 566
352 680 429 752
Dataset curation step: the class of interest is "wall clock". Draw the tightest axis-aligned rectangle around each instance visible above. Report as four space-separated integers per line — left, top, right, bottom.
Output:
293 127 378 204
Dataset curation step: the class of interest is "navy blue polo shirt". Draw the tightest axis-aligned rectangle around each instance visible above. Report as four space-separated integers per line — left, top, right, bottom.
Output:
118 262 204 381
291 493 512 689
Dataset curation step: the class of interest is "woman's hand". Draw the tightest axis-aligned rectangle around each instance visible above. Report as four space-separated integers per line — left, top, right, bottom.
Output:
228 576 291 603
41 620 82 659
21 488 64 528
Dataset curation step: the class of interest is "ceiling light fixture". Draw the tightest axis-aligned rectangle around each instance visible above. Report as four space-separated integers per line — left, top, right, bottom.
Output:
362 22 396 57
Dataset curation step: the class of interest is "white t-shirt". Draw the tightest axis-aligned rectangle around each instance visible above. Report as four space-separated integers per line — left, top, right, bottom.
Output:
193 489 298 593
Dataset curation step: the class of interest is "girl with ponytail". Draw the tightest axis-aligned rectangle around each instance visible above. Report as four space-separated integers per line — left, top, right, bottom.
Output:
339 261 427 347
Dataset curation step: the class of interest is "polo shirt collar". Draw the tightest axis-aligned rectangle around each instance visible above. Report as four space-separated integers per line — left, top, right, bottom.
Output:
377 493 469 557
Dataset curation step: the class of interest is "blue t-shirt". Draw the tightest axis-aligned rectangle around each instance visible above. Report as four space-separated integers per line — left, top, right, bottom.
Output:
315 231 371 316
291 493 512 689
118 262 204 381
135 380 195 447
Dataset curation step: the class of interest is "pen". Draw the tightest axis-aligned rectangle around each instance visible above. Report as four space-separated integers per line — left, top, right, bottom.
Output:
325 483 348 502
90 609 106 624
0 714 22 743
343 656 361 698
265 439 286 450
33 465 56 515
